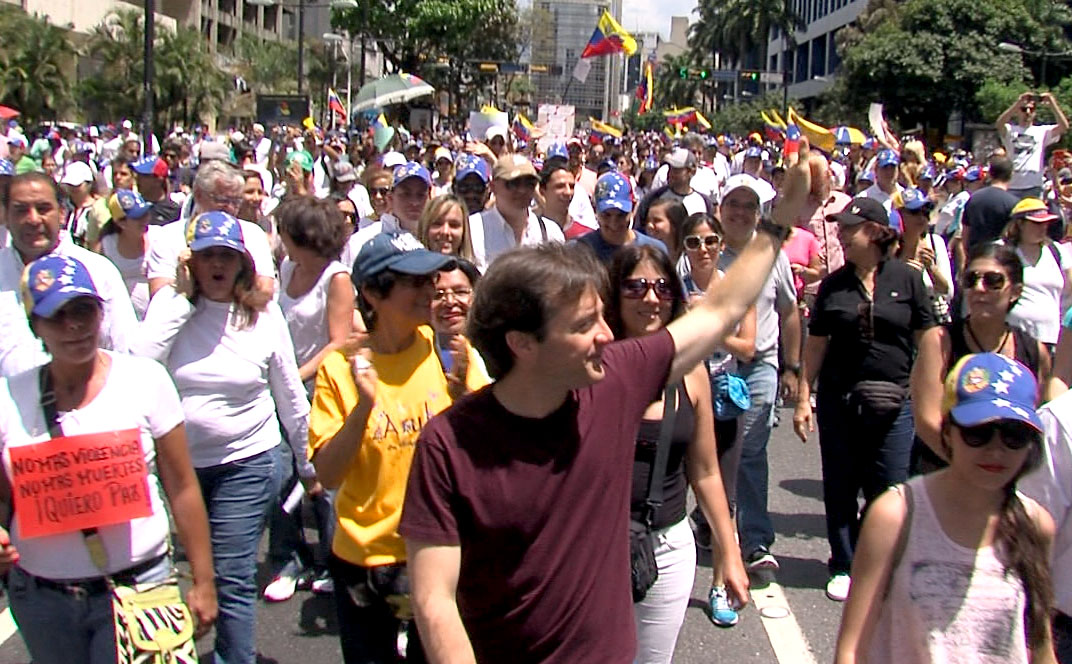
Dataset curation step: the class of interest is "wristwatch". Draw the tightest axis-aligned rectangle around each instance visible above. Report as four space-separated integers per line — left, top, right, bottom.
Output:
784 363 801 375
757 219 791 243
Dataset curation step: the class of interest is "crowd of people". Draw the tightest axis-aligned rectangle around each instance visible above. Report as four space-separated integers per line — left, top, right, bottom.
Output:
0 88 1070 664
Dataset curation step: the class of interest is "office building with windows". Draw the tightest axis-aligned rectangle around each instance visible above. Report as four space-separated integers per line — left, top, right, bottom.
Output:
767 0 867 100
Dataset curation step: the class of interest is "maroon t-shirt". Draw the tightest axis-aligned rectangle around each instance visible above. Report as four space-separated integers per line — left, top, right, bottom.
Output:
400 330 675 664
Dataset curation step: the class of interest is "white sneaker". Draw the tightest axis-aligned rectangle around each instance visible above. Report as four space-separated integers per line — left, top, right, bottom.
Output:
825 573 851 601
264 560 303 602
311 574 334 595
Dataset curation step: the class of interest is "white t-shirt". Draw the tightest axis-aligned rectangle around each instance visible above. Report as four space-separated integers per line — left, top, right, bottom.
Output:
145 216 277 286
861 183 904 215
1004 123 1060 190
347 184 374 219
279 258 350 394
470 206 565 272
918 233 953 297
0 352 180 579
1008 242 1071 344
649 164 722 203
100 225 163 320
133 287 312 475
0 243 138 378
339 215 403 272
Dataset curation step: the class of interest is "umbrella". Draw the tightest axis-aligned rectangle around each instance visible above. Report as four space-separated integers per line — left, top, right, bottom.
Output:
833 126 866 146
0 105 20 120
352 73 435 113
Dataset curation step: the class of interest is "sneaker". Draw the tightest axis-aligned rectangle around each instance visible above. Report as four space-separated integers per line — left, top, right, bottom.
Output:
825 573 851 601
311 571 335 595
708 586 739 627
263 559 303 602
690 508 712 550
745 547 779 588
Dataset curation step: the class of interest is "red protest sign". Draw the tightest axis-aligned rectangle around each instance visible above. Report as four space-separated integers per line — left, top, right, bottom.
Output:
8 429 153 538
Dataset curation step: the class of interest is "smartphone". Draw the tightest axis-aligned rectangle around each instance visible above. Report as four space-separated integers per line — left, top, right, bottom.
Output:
1032 93 1044 103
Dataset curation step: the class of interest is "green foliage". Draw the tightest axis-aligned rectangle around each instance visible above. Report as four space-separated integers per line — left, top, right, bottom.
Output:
235 34 298 94
836 0 1072 129
0 7 75 122
708 93 795 137
688 0 802 70
655 53 701 109
975 79 1033 125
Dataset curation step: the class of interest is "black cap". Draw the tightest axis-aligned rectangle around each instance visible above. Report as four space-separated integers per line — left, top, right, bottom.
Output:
827 196 889 227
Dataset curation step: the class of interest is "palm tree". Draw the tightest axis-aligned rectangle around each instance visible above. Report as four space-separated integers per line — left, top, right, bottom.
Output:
657 52 702 109
689 0 802 73
157 26 229 129
0 9 75 121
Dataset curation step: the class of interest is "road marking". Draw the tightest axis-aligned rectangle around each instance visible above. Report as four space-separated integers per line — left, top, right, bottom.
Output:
0 608 16 646
750 581 819 664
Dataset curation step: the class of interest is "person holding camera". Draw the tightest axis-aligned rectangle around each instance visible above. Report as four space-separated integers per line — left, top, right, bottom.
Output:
997 91 1069 201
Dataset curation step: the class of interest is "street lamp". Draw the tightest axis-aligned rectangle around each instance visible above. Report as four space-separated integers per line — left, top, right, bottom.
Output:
246 0 358 94
998 40 1072 87
324 32 354 124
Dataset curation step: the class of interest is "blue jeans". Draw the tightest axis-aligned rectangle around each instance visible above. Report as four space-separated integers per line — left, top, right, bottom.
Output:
268 443 335 573
7 555 171 664
735 360 778 557
816 392 914 574
196 448 280 664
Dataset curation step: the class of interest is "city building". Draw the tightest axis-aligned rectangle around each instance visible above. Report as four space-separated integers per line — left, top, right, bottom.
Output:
530 0 625 121
767 0 867 100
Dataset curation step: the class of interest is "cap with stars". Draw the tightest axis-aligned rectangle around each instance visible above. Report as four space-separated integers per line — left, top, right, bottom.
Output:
20 254 101 318
187 211 246 254
594 171 633 214
941 352 1042 432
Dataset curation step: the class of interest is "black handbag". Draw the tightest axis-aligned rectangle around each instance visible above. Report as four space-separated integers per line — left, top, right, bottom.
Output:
630 382 680 603
848 380 907 420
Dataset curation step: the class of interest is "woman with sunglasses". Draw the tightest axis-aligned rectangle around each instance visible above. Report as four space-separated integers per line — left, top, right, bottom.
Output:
417 194 475 262
912 243 1058 473
835 352 1057 664
359 168 393 229
794 196 936 602
1005 197 1072 351
605 244 747 661
894 188 953 305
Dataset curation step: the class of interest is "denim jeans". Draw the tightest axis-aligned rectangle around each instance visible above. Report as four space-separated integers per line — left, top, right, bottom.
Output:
816 392 914 574
267 444 335 574
196 448 280 664
329 555 426 664
7 555 171 664
734 360 779 556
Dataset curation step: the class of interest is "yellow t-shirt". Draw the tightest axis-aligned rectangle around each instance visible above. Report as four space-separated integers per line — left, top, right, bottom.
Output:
308 325 489 566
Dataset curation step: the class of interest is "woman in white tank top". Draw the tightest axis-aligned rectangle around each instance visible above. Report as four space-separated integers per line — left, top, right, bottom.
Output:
835 352 1057 664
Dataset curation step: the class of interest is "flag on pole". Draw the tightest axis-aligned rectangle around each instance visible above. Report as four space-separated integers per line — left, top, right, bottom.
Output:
513 113 535 142
636 58 654 114
581 10 638 58
327 88 346 121
589 117 623 140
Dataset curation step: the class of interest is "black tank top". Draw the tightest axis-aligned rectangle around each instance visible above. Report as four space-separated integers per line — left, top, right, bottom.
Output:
948 320 1040 378
630 384 697 530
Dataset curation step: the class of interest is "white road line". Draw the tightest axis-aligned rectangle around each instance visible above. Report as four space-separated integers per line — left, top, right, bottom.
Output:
0 608 16 646
750 581 819 664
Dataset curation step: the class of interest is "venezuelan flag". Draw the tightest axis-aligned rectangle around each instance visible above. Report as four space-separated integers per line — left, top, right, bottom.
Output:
787 107 835 153
760 110 786 142
328 88 346 121
664 107 698 126
636 59 654 114
581 10 638 58
589 117 623 140
512 114 534 142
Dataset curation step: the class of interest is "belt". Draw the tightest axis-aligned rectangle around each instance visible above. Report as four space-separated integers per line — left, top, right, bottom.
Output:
24 553 168 596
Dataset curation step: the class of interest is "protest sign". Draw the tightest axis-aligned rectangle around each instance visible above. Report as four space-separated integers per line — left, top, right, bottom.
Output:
9 429 152 538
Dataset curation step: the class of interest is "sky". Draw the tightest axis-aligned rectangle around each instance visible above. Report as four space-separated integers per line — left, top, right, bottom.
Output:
621 0 698 39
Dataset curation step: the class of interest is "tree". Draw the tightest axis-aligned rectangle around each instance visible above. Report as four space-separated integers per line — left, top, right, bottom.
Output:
234 34 299 94
688 0 802 71
835 0 1072 129
656 53 702 110
0 7 75 122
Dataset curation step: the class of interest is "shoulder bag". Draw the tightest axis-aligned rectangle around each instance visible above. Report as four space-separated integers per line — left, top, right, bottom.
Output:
631 382 680 603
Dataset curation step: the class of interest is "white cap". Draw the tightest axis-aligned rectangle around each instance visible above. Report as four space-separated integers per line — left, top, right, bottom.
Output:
721 173 773 206
88 126 100 138
485 126 508 142
252 123 265 133
60 161 95 186
665 148 695 169
230 131 245 143
121 119 133 130
381 151 406 169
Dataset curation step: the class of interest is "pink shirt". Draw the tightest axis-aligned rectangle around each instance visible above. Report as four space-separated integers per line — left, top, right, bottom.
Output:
797 191 852 297
783 227 820 297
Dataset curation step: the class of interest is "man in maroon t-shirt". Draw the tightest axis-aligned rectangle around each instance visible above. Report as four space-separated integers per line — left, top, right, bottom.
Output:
399 145 815 664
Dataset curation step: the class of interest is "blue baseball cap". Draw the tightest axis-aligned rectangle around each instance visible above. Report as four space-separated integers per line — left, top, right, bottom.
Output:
857 169 875 183
546 142 569 162
352 232 453 285
876 149 900 168
393 161 432 188
744 146 763 159
897 187 932 212
964 165 985 182
862 137 878 150
919 164 937 181
454 155 490 184
20 254 101 318
594 172 633 214
187 211 245 254
0 159 13 176
942 352 1042 431
132 155 168 178
108 189 153 221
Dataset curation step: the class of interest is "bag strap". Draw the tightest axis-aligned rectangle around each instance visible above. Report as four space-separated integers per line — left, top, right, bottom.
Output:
642 382 680 527
38 366 110 572
883 482 914 598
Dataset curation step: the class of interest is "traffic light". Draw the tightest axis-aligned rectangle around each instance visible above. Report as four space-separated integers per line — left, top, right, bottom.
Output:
679 67 688 79
698 69 709 79
741 71 759 81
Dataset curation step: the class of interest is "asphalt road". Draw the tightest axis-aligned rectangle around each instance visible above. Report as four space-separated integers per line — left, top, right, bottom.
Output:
0 404 847 663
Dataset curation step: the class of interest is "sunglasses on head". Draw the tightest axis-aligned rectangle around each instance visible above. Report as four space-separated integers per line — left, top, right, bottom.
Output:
621 277 676 301
956 420 1038 451
683 234 721 251
962 270 1007 291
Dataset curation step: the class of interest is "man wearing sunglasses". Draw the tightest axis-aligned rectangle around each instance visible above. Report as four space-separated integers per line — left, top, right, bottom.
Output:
572 171 667 265
998 90 1069 200
469 154 564 272
452 155 490 219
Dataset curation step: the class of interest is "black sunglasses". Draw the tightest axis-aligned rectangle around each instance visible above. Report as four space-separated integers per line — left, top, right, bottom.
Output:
957 421 1038 451
504 177 539 191
369 187 390 197
683 234 721 251
621 277 676 301
454 182 487 195
962 270 1007 291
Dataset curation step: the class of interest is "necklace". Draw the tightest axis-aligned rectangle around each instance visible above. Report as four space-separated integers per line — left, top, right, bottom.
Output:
965 317 1010 354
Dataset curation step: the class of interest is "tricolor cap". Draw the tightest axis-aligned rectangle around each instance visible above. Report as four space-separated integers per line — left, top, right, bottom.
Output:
393 161 432 187
941 352 1041 431
594 171 633 214
454 155 490 184
20 254 101 318
187 211 245 254
896 187 932 212
352 232 453 285
108 189 153 222
919 164 937 181
964 165 986 182
744 146 764 159
862 137 878 150
1011 197 1059 223
876 149 900 167
132 155 169 178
